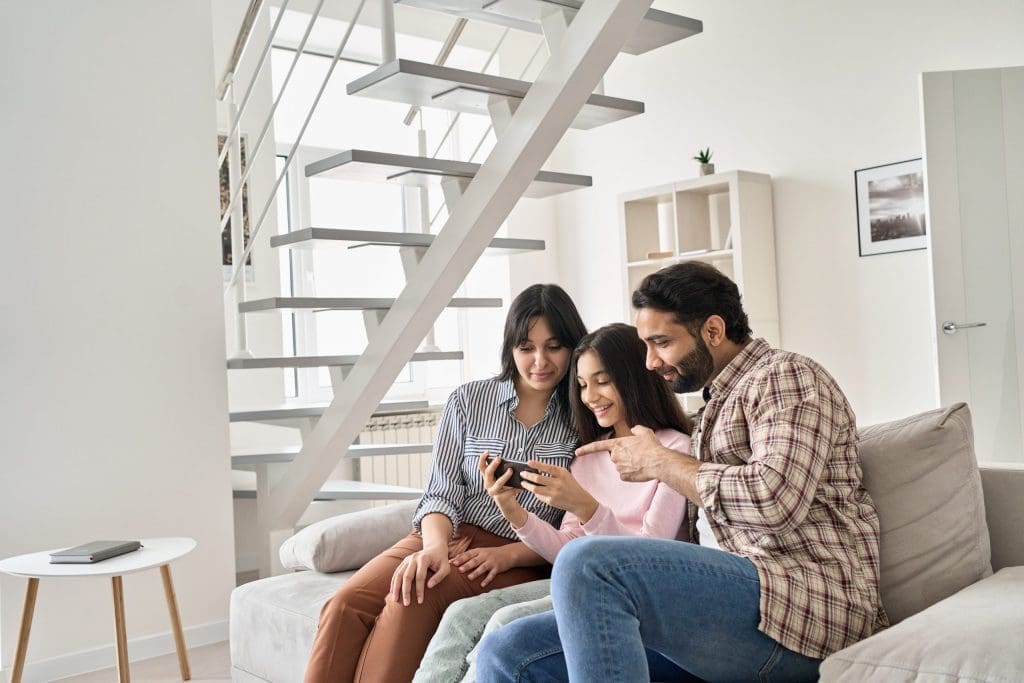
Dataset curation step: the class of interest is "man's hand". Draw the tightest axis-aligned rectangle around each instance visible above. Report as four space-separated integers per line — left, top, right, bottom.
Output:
450 545 516 587
389 544 450 606
576 425 668 482
577 425 703 502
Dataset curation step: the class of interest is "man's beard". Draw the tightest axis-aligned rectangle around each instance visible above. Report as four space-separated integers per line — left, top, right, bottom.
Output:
668 336 714 394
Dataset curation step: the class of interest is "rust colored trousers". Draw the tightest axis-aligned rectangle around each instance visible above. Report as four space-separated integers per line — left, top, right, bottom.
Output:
304 524 547 683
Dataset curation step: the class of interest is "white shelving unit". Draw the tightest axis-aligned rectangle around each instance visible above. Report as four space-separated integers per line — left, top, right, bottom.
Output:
619 170 780 412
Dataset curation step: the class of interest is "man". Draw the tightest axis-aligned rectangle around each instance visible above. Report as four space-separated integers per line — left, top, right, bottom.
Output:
475 262 888 681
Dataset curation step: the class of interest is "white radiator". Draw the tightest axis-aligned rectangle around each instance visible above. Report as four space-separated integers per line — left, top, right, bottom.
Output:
356 411 439 507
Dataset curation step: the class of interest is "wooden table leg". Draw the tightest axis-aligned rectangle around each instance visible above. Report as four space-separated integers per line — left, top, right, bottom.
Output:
111 575 130 682
10 577 39 683
160 564 191 681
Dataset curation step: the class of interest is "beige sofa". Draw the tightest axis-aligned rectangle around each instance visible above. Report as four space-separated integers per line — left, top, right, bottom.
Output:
229 403 1024 682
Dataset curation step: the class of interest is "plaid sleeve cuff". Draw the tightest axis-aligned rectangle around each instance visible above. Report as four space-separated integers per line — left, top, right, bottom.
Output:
695 461 731 525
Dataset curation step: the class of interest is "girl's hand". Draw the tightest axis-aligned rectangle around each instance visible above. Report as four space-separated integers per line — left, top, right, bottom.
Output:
478 451 528 527
521 461 600 523
389 543 450 606
450 545 515 587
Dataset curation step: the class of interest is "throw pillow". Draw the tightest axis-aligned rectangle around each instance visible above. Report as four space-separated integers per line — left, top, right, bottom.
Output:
279 499 418 573
858 402 992 623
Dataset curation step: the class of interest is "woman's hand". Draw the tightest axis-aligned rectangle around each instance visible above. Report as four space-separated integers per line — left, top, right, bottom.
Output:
521 461 600 523
478 451 528 527
389 543 450 606
450 545 516 588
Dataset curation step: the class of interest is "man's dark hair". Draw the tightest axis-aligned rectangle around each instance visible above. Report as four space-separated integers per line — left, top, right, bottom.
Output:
632 262 752 343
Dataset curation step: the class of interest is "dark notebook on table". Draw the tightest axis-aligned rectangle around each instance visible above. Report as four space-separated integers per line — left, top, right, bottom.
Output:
49 540 142 564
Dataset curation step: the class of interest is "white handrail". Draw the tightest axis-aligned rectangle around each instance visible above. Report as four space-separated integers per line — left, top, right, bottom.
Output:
217 0 267 100
429 28 510 158
219 0 329 234
225 0 369 294
217 0 291 170
403 18 468 127
428 37 546 229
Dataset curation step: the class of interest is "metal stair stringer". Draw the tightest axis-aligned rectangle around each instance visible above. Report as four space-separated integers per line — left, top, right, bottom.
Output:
259 0 657 537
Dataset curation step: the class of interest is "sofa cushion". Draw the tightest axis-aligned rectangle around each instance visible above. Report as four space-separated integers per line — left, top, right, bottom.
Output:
230 569 350 683
279 499 418 573
858 402 993 623
819 566 1024 681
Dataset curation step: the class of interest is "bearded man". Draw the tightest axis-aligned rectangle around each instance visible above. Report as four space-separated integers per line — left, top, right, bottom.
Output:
475 262 888 682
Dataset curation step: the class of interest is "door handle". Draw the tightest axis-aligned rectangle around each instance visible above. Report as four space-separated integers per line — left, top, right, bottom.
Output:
942 321 987 335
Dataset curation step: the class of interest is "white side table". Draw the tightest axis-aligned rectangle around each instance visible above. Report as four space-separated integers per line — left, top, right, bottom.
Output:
0 537 196 683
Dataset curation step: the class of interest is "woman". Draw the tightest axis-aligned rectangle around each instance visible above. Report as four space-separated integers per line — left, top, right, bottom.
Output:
414 323 693 682
304 284 587 683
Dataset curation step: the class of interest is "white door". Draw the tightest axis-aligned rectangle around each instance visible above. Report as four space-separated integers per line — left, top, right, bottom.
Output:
922 66 1024 463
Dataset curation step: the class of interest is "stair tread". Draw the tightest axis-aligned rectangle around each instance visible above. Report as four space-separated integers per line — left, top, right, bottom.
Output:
227 350 463 369
347 59 642 130
231 442 434 465
304 149 590 199
230 400 437 422
239 296 502 313
232 471 422 500
394 0 702 55
271 228 544 254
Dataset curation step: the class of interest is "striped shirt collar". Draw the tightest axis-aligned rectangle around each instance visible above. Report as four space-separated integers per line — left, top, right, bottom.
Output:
709 338 770 401
496 376 564 415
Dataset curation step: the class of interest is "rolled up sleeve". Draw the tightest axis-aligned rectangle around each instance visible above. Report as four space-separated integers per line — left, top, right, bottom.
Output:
413 388 468 533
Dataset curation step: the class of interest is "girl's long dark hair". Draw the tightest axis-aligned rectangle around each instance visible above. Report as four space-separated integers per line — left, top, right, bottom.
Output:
569 323 692 445
498 283 587 415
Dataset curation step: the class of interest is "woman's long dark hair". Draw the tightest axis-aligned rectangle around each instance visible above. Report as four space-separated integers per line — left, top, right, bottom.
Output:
498 284 587 414
569 323 692 444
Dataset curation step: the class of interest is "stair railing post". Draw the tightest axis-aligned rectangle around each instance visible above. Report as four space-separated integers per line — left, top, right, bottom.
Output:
380 0 396 63
227 79 253 358
412 124 440 352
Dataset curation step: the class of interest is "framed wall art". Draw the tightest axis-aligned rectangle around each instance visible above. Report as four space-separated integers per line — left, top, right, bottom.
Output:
854 158 927 256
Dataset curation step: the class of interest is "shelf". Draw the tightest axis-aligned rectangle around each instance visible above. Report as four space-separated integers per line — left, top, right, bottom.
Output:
231 442 434 466
238 296 502 314
271 228 544 255
347 59 643 130
393 0 703 56
627 249 734 268
232 471 421 501
305 149 591 199
227 351 463 370
229 400 436 423
619 170 780 348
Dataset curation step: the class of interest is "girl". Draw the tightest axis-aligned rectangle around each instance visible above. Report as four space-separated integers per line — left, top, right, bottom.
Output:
414 323 692 683
304 284 587 683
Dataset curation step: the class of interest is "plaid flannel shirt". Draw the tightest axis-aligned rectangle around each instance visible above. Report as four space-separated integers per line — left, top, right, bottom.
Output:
688 339 889 659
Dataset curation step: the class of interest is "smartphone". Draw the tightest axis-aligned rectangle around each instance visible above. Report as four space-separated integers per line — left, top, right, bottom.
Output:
487 457 541 489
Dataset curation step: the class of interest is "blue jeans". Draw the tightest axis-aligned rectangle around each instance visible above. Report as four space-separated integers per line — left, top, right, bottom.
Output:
475 537 822 682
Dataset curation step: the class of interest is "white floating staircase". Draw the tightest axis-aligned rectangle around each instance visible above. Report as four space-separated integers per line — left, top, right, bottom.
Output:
220 0 702 578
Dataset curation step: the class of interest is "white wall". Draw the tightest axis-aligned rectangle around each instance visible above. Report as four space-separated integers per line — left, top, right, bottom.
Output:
552 0 1024 425
0 2 236 679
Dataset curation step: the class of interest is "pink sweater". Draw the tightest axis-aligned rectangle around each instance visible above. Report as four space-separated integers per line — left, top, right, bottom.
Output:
513 429 691 563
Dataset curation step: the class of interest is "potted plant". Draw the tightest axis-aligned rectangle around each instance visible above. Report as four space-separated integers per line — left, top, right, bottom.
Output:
693 148 714 176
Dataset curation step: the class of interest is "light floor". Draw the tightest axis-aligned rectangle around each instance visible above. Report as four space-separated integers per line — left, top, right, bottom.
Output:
55 641 231 682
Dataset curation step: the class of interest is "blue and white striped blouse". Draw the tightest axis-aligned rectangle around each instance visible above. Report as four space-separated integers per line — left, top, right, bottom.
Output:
413 377 579 539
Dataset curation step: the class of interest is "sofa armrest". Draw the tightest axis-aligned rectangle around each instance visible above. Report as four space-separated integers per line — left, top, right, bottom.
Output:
979 462 1024 571
280 499 419 573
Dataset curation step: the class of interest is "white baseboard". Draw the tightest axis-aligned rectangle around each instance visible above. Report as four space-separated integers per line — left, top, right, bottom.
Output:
2 620 228 683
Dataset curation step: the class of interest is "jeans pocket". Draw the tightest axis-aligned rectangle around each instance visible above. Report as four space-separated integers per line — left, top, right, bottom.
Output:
757 643 784 682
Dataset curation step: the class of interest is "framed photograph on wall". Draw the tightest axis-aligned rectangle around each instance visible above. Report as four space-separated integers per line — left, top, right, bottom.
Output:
854 158 927 257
